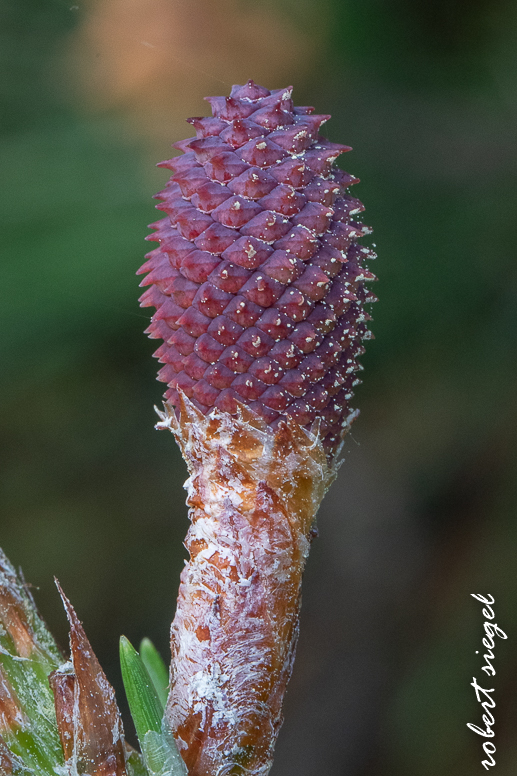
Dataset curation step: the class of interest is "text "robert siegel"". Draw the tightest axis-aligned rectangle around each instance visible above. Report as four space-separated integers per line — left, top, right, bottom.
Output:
468 594 508 770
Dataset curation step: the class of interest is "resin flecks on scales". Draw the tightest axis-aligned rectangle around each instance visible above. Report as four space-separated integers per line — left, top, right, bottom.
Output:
139 80 377 457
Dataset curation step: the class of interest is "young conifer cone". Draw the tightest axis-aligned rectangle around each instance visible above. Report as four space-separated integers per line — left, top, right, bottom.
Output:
139 81 377 776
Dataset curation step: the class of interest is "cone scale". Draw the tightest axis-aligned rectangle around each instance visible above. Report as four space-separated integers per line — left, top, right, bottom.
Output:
139 80 377 776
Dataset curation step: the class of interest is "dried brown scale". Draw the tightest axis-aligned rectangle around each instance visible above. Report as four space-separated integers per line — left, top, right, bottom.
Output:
49 670 75 762
139 80 376 458
50 584 129 776
0 668 24 735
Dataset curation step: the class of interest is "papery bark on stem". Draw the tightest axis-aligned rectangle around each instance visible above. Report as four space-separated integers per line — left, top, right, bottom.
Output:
158 396 343 776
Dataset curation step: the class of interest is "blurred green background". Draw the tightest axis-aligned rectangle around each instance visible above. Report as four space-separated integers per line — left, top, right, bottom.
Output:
1 0 516 773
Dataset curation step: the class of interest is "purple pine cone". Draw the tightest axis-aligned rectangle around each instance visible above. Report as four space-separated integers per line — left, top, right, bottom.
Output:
139 80 377 456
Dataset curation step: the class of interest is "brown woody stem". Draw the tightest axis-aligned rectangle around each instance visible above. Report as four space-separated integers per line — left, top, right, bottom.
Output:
157 396 337 776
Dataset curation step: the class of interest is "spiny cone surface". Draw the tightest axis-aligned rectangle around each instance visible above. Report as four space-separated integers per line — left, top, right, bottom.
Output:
139 81 377 456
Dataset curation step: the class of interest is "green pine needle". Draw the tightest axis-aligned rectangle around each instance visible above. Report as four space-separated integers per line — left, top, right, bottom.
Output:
120 636 186 776
139 638 169 709
120 635 163 743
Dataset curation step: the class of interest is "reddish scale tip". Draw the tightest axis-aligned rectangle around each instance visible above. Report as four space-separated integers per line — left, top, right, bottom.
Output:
139 80 377 457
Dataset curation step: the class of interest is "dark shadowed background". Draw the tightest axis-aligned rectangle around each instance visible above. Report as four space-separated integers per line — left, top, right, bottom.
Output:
1 0 516 773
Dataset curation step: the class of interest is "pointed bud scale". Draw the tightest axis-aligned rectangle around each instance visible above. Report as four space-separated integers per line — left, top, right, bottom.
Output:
173 167 210 198
48 669 75 761
204 152 248 182
258 185 306 217
220 119 265 149
237 327 274 358
207 315 243 345
194 333 225 363
269 341 303 369
188 136 229 163
211 196 262 228
221 236 273 269
230 79 270 100
269 157 313 188
190 182 232 213
240 210 291 242
205 96 257 120
224 296 263 327
179 250 220 284
275 225 319 259
209 261 251 294
251 103 295 130
241 272 284 307
227 167 277 199
267 125 313 154
140 82 376 458
182 353 207 380
52 583 129 776
292 201 333 234
186 116 227 137
194 222 238 254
